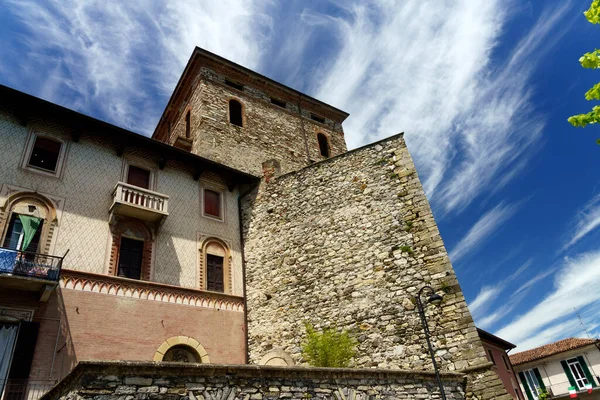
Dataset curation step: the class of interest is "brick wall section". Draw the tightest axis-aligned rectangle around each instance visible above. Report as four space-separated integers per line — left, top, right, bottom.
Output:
42 361 467 400
241 134 509 399
166 67 347 176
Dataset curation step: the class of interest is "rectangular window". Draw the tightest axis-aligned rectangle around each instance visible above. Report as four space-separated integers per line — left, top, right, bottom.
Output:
28 137 61 172
206 254 224 292
523 369 542 400
502 355 510 370
117 237 144 280
127 166 151 189
204 189 221 218
310 113 325 123
225 79 244 91
185 110 191 138
567 358 590 390
488 349 496 365
271 98 286 108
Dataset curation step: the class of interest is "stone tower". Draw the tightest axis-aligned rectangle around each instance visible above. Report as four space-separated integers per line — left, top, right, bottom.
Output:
152 48 348 176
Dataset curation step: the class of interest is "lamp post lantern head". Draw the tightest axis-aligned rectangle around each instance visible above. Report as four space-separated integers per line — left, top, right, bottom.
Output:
427 293 443 306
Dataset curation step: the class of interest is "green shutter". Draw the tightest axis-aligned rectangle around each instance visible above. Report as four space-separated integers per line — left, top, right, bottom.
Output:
577 356 597 387
561 360 578 388
534 368 547 391
519 371 534 400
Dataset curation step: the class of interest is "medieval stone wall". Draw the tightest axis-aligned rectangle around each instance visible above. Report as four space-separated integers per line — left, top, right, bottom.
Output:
167 67 347 176
241 134 509 399
43 361 467 400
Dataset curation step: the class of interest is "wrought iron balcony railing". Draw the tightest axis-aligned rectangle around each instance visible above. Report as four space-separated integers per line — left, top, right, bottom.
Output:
0 379 57 400
0 247 63 282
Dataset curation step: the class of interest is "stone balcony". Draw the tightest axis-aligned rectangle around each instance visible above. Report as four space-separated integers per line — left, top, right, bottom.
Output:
109 182 169 224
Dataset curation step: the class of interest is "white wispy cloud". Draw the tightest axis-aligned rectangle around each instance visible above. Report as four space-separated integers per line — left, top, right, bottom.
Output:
562 194 600 251
307 1 573 213
468 258 533 328
496 250 600 349
449 202 520 264
1 0 273 134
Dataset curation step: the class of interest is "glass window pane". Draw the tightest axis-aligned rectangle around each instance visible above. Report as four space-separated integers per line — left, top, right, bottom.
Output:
28 137 61 171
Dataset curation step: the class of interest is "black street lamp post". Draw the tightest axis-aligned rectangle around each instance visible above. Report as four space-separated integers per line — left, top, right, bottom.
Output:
416 285 447 400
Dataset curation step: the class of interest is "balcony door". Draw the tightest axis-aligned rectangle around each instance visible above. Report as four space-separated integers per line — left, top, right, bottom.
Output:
3 214 43 252
117 237 144 280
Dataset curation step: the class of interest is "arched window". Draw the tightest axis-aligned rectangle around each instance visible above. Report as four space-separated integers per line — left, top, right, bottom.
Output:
163 345 201 363
317 133 330 158
200 239 231 293
1 193 56 255
229 100 243 127
109 219 153 280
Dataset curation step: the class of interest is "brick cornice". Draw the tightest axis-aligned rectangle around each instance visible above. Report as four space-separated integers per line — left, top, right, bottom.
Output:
60 269 244 312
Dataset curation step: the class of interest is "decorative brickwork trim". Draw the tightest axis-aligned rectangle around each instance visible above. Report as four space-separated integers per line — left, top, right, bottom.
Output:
197 236 233 294
60 269 244 312
152 336 210 363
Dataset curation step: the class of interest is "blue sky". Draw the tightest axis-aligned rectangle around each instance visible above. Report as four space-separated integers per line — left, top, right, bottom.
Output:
1 0 599 352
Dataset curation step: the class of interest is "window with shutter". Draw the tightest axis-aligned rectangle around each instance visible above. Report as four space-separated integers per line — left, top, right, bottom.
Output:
117 237 144 280
565 357 594 390
206 254 224 292
127 166 151 189
204 189 221 218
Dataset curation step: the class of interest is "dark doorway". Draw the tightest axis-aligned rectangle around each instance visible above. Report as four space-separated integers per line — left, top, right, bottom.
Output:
118 237 144 279
206 254 224 292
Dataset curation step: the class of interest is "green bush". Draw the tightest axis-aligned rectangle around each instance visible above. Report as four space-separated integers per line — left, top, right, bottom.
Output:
301 323 356 367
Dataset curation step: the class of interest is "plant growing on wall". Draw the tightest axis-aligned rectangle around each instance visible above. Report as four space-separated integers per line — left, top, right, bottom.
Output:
301 323 356 367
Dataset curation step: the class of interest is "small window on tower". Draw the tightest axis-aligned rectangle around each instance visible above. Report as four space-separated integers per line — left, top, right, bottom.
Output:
28 137 61 172
225 80 244 91
185 110 191 138
311 114 325 123
317 133 330 158
271 98 286 108
229 100 243 127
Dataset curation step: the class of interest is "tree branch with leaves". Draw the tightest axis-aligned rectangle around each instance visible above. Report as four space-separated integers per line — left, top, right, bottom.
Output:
568 0 600 143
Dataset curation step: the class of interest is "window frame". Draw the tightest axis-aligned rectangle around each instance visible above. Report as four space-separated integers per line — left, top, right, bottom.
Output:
567 357 590 390
200 181 226 222
198 236 232 294
317 132 331 158
228 98 244 127
21 131 69 178
487 349 496 365
522 369 542 400
122 158 156 191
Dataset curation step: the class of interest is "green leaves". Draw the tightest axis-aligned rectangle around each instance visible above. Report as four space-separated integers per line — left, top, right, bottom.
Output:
580 50 600 69
567 105 600 128
568 1 600 143
585 82 600 100
585 0 600 24
302 323 356 367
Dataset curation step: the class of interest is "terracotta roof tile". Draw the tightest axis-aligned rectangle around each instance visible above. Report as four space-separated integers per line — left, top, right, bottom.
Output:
510 338 599 366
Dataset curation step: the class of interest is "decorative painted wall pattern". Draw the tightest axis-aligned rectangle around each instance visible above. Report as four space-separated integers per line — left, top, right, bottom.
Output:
0 111 244 293
60 269 244 312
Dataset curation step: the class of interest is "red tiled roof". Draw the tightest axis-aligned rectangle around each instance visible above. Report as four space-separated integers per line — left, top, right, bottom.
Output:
510 338 599 366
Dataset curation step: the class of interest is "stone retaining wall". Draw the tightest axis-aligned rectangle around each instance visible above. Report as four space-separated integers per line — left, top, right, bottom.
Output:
41 361 467 400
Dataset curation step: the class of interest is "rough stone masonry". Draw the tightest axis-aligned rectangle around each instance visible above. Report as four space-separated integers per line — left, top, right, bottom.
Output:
43 361 467 400
241 134 510 399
